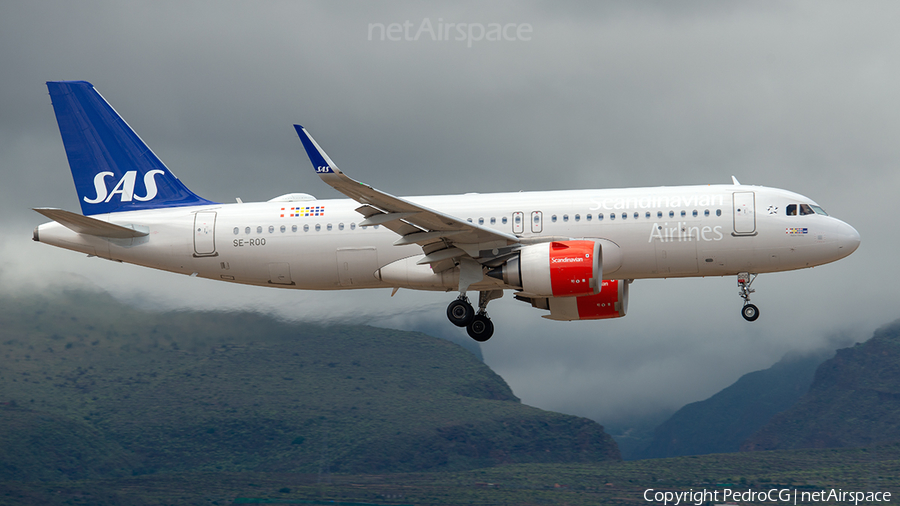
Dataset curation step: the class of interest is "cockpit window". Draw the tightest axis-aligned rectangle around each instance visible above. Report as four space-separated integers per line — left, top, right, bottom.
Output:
787 203 826 216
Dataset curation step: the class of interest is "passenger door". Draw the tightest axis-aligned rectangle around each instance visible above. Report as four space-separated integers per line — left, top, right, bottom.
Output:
733 192 756 235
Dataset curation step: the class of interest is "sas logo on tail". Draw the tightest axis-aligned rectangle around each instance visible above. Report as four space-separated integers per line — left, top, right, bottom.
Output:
315 165 334 174
84 170 164 204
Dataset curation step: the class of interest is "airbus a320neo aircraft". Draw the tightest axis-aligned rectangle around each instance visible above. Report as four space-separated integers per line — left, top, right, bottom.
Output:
34 81 860 341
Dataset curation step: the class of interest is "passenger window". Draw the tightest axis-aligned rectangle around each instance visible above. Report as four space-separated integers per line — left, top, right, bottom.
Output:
245 227 251 235
292 225 297 232
303 224 309 232
478 217 484 225
233 227 239 235
598 213 604 221
327 223 333 231
610 213 615 221
586 214 592 221
563 214 569 222
681 210 686 217
645 211 651 219
704 209 710 217
350 223 356 230
490 217 496 225
280 225 286 233
669 211 675 218
716 209 722 217
633 212 639 219
575 214 581 222
257 226 263 234
315 224 321 231
621 213 627 220
692 210 698 217
502 217 508 225
268 226 274 233
339 223 344 230
786 204 798 216
657 211 663 218
552 215 558 223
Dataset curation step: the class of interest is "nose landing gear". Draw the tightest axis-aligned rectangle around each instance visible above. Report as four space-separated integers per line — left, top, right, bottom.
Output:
738 272 760 322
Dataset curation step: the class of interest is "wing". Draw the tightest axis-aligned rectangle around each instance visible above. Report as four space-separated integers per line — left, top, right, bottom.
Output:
295 125 520 272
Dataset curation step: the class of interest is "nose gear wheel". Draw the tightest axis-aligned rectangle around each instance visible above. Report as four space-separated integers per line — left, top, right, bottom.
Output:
737 273 760 322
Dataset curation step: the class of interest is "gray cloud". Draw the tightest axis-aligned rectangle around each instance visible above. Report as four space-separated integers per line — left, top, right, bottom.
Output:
1 0 896 426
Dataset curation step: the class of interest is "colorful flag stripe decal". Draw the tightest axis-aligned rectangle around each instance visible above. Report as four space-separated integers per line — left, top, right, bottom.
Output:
280 206 325 218
786 227 808 235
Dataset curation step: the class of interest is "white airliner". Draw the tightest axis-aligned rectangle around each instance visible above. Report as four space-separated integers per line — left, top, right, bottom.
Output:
34 81 860 341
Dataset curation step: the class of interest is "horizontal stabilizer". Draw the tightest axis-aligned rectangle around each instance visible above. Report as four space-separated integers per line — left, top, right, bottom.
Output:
33 208 149 238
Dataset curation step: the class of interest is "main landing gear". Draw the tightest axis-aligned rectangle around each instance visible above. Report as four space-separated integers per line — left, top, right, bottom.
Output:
738 272 760 322
447 290 502 342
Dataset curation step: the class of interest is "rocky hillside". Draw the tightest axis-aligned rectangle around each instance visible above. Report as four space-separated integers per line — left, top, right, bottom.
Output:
0 289 620 479
743 319 900 451
639 349 830 458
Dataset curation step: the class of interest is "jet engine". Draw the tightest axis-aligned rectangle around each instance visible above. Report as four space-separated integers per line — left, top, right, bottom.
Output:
516 279 630 321
488 240 601 297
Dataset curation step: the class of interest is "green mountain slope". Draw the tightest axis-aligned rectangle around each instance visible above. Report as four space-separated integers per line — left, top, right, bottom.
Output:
638 350 830 458
743 318 900 451
0 407 138 481
0 289 619 477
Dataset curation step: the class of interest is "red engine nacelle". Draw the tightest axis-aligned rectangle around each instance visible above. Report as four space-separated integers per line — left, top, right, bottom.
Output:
518 279 629 321
492 240 601 297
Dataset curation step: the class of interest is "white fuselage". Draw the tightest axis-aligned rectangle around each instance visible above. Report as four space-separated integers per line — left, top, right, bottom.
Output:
35 184 860 292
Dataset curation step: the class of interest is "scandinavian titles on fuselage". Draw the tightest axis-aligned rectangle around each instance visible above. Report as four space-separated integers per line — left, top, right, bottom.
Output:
590 193 726 211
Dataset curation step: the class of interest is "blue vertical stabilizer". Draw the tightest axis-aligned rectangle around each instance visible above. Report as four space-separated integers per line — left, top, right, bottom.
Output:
46 81 216 215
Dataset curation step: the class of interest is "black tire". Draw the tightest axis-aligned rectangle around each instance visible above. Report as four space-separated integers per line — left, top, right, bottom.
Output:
742 304 760 322
467 314 494 342
447 299 474 327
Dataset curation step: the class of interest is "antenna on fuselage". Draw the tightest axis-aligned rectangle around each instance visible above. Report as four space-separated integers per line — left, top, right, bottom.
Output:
731 176 741 185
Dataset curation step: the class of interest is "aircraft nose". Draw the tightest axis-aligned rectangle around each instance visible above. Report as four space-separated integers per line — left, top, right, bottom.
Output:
837 221 860 256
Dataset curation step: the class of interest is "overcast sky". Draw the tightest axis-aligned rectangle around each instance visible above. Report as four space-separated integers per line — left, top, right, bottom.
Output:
1 1 897 429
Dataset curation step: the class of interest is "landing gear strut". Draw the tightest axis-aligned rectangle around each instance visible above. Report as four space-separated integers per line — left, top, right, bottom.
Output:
737 272 760 322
